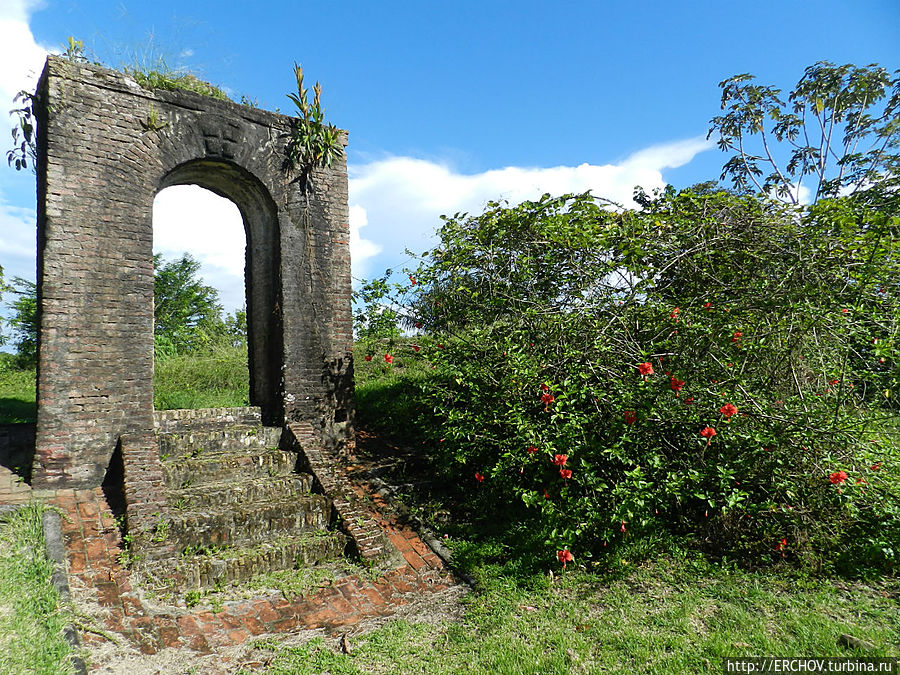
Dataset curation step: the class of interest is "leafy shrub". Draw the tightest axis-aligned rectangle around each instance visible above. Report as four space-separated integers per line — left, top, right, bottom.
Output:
390 187 899 574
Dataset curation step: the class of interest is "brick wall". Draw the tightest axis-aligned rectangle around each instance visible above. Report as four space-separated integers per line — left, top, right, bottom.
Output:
32 56 354 490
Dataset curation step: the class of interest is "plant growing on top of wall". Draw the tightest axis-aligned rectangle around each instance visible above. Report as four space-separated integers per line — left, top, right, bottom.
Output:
284 62 343 187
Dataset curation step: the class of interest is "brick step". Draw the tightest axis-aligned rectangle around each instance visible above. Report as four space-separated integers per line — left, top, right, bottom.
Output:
153 407 265 434
162 448 300 489
157 425 282 460
175 531 349 590
164 494 334 552
166 473 315 510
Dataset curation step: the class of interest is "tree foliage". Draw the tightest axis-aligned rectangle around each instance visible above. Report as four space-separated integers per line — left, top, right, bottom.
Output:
710 61 900 203
387 185 899 573
153 253 226 355
5 278 37 369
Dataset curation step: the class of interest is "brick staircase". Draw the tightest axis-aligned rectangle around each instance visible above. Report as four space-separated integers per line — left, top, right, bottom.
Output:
146 408 348 590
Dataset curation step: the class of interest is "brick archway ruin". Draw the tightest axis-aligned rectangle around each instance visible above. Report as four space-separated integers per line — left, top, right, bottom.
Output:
31 56 355 490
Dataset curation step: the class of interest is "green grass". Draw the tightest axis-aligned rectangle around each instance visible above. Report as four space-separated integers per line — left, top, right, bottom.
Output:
0 502 74 674
0 365 36 424
354 341 436 440
153 343 249 410
252 552 899 674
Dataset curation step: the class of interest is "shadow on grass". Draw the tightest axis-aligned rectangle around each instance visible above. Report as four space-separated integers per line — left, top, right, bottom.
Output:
0 397 36 425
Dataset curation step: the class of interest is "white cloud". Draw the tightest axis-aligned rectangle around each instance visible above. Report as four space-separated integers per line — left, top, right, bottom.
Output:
347 135 714 278
152 185 247 314
0 0 51 116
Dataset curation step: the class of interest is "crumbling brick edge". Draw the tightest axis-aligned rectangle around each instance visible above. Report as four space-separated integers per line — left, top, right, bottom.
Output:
366 475 477 589
41 508 89 675
285 423 406 570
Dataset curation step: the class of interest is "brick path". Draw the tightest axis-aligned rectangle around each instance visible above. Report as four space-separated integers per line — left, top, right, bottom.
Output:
2 473 461 669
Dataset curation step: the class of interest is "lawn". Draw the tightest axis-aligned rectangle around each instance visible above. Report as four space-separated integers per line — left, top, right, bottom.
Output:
0 502 75 674
251 550 899 674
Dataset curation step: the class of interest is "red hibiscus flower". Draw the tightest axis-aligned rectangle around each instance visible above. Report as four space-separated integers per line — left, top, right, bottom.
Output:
541 392 555 409
620 520 627 533
700 427 716 441
638 362 654 377
828 378 839 386
559 468 572 480
552 454 568 466
527 445 539 454
557 549 574 569
871 461 882 471
684 397 694 405
474 472 484 483
624 410 637 425
436 343 444 349
703 302 712 309
412 344 420 352
409 274 417 285
384 354 393 364
670 307 680 322
720 403 738 419
670 376 685 393
829 471 848 485
364 355 372 362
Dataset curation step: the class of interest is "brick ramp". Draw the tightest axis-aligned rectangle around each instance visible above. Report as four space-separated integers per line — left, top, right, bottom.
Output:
45 486 462 668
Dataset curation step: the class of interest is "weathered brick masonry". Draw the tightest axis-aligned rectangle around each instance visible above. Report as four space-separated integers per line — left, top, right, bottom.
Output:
31 56 355 491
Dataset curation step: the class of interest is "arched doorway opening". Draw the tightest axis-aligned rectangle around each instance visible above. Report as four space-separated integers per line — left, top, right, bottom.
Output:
152 184 248 408
154 160 283 425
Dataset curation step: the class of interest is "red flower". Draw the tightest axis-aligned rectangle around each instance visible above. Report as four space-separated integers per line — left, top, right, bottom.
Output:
552 454 568 466
841 308 849 314
559 468 572 480
638 362 654 376
415 322 422 329
775 538 787 557
384 354 394 364
720 403 738 419
527 445 539 454
871 461 882 471
670 376 685 393
829 471 848 485
703 302 712 309
557 549 574 569
543 489 551 499
541 392 555 409
624 410 637 425
700 427 716 440
828 378 839 386
474 472 484 483
409 274 417 285
436 343 444 349
684 397 695 405
364 355 372 362
540 382 550 392
620 520 627 533
670 307 680 322
412 344 420 352
731 331 742 343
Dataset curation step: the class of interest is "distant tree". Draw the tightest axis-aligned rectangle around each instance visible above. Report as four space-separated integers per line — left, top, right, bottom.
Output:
709 61 900 203
153 253 224 354
6 278 37 369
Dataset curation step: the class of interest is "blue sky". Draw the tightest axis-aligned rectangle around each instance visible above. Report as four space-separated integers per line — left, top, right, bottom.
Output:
1 0 899 319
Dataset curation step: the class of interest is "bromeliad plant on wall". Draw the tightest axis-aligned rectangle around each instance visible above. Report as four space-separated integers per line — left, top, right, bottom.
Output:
283 62 343 190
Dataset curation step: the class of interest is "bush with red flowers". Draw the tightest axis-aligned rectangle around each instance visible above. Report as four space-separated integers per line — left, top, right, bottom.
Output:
365 187 900 573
